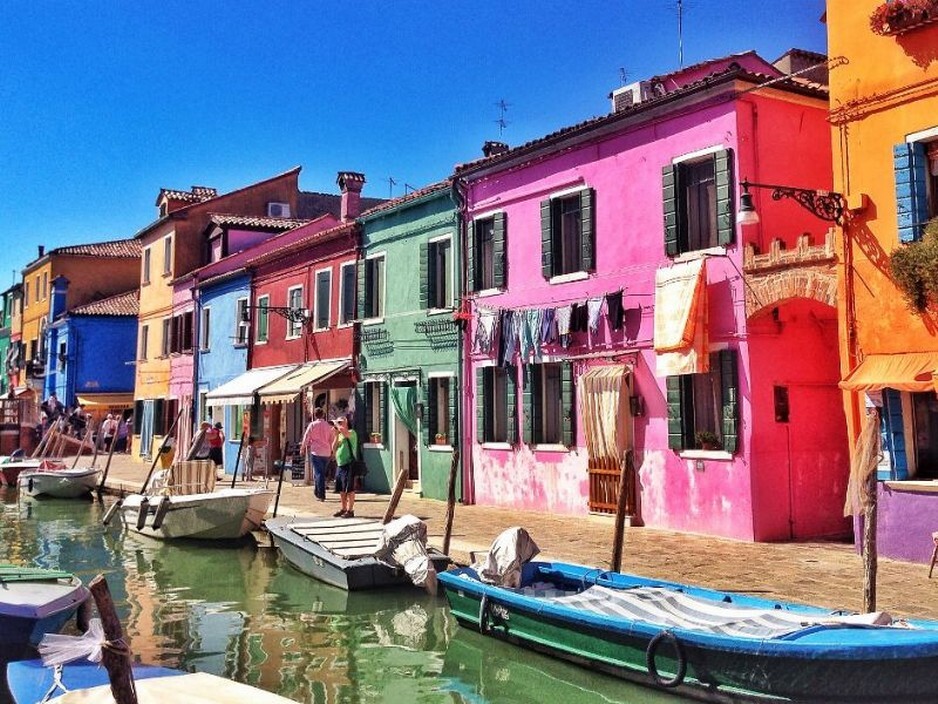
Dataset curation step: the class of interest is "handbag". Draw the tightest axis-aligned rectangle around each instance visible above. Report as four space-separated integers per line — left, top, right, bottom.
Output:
342 436 368 477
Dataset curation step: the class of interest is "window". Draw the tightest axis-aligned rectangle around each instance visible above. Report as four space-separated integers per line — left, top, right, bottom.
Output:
894 136 938 242
23 282 28 308
338 262 356 326
139 324 149 360
663 148 734 256
142 248 151 285
666 349 739 453
540 189 595 278
42 273 48 300
468 213 506 292
256 295 269 343
421 236 453 309
235 298 249 346
161 318 172 357
361 380 386 441
911 391 938 479
169 311 193 354
34 276 39 303
200 308 211 351
57 342 66 372
477 366 517 443
162 236 173 276
314 270 331 331
286 286 304 338
198 392 209 423
523 362 575 446
360 255 385 320
427 376 455 445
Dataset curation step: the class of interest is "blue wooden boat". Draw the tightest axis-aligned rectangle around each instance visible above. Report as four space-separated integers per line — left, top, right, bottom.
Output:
6 658 182 702
0 565 89 649
438 561 938 703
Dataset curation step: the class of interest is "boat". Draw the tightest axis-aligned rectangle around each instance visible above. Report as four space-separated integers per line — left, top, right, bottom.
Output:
6 659 305 703
437 530 938 703
17 467 101 499
266 514 449 591
0 565 89 650
0 459 67 488
116 459 275 540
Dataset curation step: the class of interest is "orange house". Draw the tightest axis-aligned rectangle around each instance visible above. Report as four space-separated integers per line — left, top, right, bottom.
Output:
828 0 938 563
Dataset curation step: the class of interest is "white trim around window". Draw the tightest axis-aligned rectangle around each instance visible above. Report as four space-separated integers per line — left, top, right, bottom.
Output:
337 261 356 328
255 294 270 344
313 267 332 332
362 252 386 324
428 232 455 312
162 235 173 276
286 285 304 339
671 144 725 165
234 297 249 348
199 306 211 352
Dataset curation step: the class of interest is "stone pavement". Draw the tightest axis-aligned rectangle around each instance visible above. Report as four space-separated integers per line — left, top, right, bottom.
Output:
93 453 938 620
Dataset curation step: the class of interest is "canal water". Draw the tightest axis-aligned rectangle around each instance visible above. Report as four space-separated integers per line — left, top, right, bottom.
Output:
0 488 683 704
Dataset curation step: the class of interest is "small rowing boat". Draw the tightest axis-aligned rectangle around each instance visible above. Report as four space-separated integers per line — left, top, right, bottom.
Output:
18 467 101 499
0 565 89 650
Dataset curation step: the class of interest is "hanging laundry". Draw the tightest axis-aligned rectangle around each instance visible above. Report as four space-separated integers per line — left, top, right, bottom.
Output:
474 309 498 354
555 305 573 348
570 302 589 333
519 309 542 362
587 297 604 334
540 307 557 346
498 310 520 367
605 290 624 331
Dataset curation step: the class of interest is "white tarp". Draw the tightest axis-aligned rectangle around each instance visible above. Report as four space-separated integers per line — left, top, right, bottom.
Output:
472 526 540 588
377 514 438 595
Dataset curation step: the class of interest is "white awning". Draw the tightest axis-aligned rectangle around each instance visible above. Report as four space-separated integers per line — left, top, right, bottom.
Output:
257 360 350 404
204 365 297 406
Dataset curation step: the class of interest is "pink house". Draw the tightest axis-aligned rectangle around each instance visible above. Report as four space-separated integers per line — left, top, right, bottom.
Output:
458 51 850 541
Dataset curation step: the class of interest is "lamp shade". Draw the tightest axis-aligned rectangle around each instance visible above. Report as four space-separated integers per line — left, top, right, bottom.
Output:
737 191 760 225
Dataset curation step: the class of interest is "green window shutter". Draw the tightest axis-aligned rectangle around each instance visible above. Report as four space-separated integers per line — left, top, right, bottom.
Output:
476 368 486 443
378 381 387 441
666 375 685 450
540 199 553 279
357 259 367 319
425 380 437 446
419 242 430 309
522 365 535 444
493 212 507 288
448 377 458 446
465 220 476 293
714 148 735 246
355 382 368 436
506 365 518 445
663 164 680 257
720 349 739 454
561 361 576 447
133 400 143 434
579 188 595 272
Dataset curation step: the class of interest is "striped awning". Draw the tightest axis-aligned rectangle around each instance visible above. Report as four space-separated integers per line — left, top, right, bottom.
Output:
205 365 296 406
839 352 938 393
257 360 349 405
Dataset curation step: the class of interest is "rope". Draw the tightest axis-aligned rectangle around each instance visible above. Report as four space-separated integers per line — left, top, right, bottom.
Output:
39 666 69 704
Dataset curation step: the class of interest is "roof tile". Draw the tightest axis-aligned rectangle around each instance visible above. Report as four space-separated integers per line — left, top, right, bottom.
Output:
70 289 139 317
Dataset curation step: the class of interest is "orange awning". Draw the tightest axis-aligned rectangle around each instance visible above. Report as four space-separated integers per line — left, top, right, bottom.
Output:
839 352 938 393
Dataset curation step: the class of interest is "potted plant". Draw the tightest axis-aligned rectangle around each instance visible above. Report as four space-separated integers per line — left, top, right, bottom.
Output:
870 0 938 35
370 431 382 444
694 430 721 451
435 433 447 445
890 218 938 313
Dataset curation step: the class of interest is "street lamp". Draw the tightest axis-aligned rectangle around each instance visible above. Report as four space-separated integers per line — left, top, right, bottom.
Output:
241 305 310 326
737 179 846 226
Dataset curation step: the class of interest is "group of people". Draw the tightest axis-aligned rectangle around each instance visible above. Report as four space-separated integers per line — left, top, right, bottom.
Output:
300 408 360 518
192 421 226 468
37 393 131 451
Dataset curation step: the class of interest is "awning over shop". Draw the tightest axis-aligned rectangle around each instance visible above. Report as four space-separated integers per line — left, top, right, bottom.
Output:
76 393 134 408
205 365 296 406
257 360 349 405
839 352 938 393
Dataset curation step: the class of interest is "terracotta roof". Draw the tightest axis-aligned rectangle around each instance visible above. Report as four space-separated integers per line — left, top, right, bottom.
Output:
358 180 452 218
70 289 139 317
156 186 218 206
297 191 388 219
455 62 828 176
208 214 311 230
49 238 141 259
246 221 357 268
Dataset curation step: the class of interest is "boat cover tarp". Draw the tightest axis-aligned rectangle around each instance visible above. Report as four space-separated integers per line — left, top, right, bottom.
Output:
376 515 437 593
541 584 898 640
471 526 540 589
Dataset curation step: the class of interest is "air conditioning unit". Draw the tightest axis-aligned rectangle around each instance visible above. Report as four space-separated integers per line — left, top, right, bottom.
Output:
610 80 665 113
267 202 291 218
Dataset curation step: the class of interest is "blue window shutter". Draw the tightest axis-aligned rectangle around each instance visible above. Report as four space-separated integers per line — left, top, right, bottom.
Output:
894 142 929 243
881 389 909 480
493 212 507 289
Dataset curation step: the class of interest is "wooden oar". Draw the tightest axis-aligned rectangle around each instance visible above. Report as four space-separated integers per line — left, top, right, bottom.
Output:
70 418 95 469
441 449 460 555
271 444 289 519
97 417 121 497
31 421 55 458
230 431 246 489
138 407 185 495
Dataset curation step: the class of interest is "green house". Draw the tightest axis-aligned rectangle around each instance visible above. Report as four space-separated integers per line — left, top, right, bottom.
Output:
356 181 462 501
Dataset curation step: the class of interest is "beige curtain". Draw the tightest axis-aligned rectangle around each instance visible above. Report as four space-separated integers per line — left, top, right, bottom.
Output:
580 365 630 465
654 258 710 376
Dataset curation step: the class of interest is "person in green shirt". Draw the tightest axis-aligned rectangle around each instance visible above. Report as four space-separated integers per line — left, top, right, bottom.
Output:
332 416 359 518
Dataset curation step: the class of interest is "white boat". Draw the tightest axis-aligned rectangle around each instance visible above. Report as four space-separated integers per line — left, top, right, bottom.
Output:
0 459 67 487
117 460 275 540
17 467 101 499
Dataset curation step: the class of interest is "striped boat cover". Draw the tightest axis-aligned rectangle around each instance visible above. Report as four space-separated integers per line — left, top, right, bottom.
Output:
544 586 898 640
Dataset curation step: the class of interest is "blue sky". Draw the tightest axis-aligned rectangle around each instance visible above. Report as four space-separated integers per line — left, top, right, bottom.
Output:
0 1 827 282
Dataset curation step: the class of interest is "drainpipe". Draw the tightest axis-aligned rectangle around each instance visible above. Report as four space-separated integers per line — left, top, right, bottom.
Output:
452 177 473 505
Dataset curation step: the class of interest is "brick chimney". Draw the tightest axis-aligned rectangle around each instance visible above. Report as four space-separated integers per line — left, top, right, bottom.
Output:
336 172 366 222
37 245 45 258
482 141 509 158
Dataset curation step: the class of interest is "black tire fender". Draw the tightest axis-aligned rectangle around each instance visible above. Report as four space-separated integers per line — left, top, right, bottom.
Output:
646 630 687 688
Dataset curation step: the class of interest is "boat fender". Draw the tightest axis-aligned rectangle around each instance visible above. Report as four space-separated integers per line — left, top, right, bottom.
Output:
27 477 34 494
478 594 490 634
102 499 123 526
646 630 687 688
136 497 151 530
151 496 171 530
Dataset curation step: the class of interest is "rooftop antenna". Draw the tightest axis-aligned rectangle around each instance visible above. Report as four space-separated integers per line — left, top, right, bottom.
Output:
404 183 417 194
619 68 629 86
676 0 686 68
495 99 511 137
387 176 397 198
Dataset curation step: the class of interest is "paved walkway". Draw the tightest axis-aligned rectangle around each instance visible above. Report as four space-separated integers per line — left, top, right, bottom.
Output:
92 453 938 620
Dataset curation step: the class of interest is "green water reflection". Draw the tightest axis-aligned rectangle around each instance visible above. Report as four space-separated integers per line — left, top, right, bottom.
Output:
0 488 682 703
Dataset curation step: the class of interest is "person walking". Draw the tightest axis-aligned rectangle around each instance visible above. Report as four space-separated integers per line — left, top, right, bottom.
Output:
300 407 335 502
332 416 359 518
101 414 117 451
208 422 225 471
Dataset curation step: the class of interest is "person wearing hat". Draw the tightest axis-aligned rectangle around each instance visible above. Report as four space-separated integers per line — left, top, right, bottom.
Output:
331 416 359 518
101 413 118 451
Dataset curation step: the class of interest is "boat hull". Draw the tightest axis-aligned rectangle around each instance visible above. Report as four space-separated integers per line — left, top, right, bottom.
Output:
266 515 449 591
17 468 100 498
0 460 67 487
120 489 275 540
6 658 183 703
438 562 938 703
0 574 89 649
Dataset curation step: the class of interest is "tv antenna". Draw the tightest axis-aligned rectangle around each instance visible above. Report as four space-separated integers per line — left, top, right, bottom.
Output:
673 0 692 69
387 176 397 198
404 183 417 194
495 99 511 137
619 68 630 86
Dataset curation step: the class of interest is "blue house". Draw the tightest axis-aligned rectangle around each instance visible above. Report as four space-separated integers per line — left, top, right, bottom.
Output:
45 280 138 422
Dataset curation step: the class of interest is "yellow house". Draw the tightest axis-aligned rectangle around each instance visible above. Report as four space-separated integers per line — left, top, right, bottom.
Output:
828 0 938 562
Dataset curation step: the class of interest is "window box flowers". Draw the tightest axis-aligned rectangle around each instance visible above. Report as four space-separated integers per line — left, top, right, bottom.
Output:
870 0 938 36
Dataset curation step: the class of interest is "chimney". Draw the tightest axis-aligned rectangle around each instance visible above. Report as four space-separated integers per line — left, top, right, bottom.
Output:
37 245 45 258
482 141 509 158
336 172 366 222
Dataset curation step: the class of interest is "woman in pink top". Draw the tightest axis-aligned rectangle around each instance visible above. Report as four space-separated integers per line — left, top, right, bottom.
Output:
300 406 336 502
